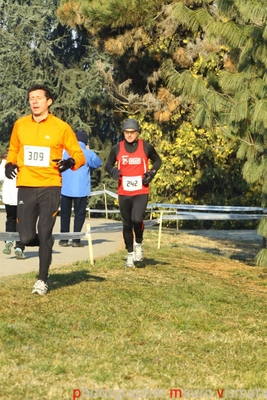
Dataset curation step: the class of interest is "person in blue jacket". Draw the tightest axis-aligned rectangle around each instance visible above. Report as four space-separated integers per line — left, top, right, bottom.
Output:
59 130 102 247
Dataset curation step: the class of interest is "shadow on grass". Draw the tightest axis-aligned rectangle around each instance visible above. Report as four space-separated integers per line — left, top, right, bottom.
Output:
48 269 106 291
168 230 263 267
135 258 170 268
183 243 257 266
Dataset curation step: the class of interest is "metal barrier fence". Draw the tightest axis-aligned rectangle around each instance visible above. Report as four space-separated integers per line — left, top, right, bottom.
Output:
1 186 265 255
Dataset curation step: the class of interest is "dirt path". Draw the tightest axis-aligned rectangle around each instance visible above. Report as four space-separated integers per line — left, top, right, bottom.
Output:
0 215 124 277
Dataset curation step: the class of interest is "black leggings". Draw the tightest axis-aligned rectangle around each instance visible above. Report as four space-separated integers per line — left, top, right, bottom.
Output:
118 194 148 252
17 186 60 281
5 204 25 251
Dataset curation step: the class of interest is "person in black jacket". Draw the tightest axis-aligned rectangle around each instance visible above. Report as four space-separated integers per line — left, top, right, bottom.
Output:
105 118 162 267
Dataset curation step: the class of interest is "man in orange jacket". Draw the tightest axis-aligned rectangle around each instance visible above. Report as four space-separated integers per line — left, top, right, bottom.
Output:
5 84 86 295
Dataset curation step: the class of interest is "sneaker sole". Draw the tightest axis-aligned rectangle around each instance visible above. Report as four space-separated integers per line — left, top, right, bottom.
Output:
32 290 47 295
3 249 12 255
15 252 26 260
3 244 13 255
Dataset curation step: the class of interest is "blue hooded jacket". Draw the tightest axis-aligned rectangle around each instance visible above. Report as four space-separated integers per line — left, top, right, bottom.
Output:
61 141 102 197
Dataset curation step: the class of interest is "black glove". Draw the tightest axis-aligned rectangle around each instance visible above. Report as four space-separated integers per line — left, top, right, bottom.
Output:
5 162 17 179
110 168 121 180
53 158 76 173
142 169 156 185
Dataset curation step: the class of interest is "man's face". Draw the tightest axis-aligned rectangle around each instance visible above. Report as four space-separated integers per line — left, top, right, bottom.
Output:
123 130 139 143
29 89 52 118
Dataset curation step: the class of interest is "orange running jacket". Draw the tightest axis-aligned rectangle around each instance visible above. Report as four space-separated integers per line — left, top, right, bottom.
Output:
6 113 86 187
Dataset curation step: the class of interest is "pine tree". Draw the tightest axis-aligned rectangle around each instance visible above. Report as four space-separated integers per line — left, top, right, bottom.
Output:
160 0 267 264
57 0 261 224
57 0 186 119
0 0 106 142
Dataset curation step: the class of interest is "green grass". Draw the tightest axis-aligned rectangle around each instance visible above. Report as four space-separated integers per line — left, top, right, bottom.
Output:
1 229 267 399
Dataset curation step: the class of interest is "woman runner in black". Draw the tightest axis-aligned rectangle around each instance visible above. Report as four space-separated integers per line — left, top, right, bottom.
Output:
105 118 162 267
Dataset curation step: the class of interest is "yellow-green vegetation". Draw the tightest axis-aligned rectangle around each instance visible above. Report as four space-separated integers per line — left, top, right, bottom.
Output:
140 120 261 217
1 229 267 399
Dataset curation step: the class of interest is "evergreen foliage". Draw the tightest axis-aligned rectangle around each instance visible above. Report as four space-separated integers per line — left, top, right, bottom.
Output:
1 1 265 249
57 0 187 118
160 0 267 261
0 0 119 201
57 0 262 228
0 0 108 142
140 119 261 228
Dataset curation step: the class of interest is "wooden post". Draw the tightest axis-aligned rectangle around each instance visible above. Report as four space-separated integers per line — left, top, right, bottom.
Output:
157 211 163 249
86 224 94 265
103 184 108 219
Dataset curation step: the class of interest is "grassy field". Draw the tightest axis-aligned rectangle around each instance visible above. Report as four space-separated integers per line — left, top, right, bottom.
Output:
1 228 267 400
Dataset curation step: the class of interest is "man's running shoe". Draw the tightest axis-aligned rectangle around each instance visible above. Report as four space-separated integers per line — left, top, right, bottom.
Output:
3 241 13 255
14 248 26 260
134 242 143 261
125 252 135 267
32 280 48 295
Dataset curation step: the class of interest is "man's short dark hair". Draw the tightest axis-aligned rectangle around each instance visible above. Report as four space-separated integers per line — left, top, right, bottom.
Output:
28 84 53 101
